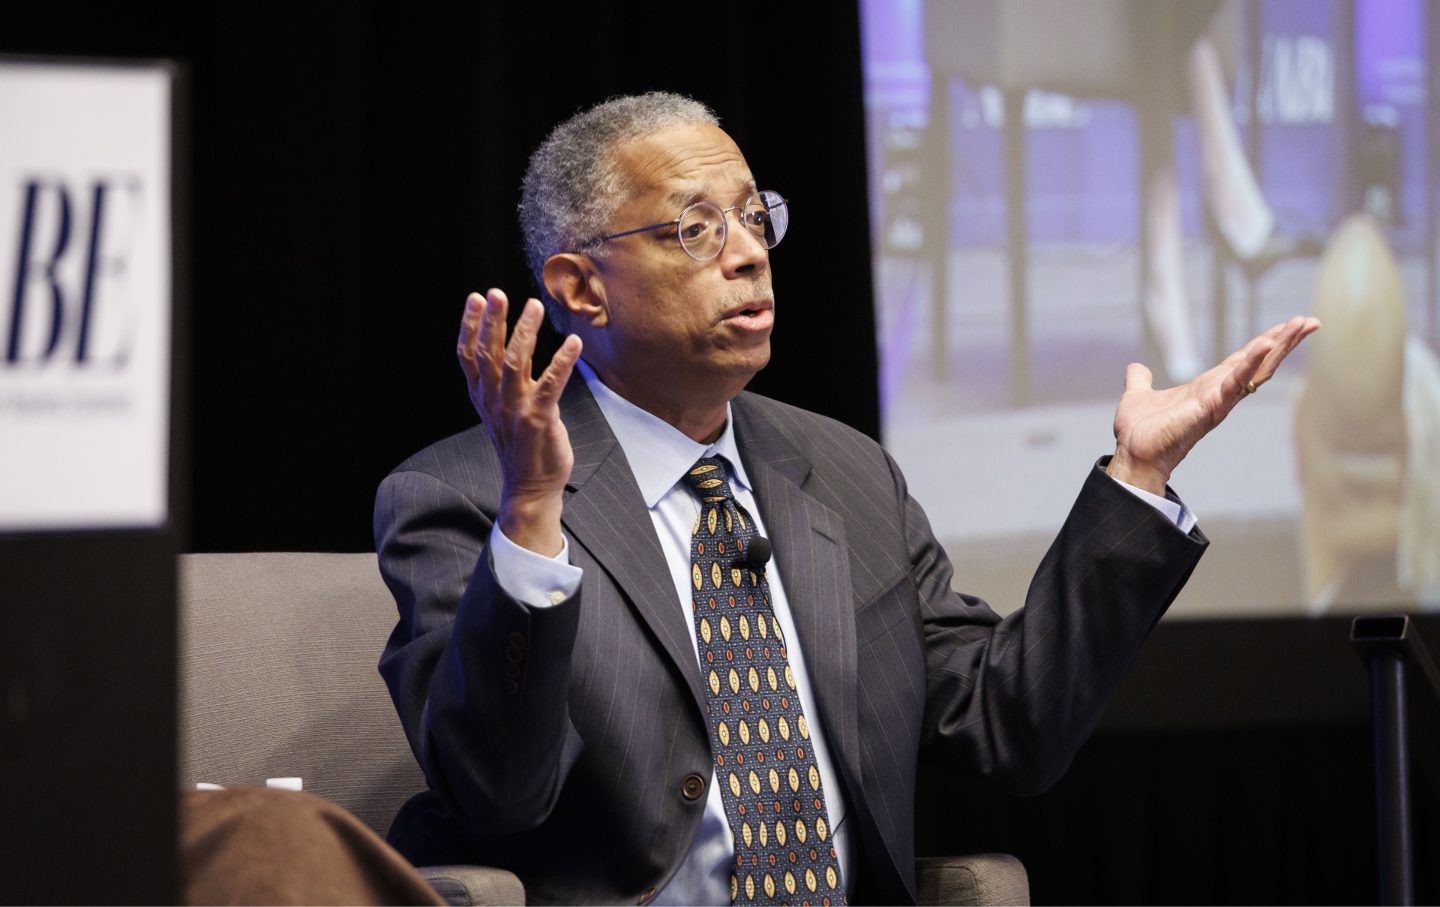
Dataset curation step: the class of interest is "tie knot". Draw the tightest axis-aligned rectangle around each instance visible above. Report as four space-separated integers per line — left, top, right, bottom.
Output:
682 456 735 503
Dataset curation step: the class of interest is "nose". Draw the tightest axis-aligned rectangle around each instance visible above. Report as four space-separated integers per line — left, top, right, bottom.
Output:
718 212 769 279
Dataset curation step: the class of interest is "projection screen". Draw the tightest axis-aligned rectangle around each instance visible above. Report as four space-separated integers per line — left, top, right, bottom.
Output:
861 0 1440 617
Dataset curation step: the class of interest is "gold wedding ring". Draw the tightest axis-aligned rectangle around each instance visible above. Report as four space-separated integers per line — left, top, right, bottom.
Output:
1244 380 1258 395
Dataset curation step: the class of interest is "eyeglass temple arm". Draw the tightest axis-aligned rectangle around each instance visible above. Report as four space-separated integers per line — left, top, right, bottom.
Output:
600 220 677 242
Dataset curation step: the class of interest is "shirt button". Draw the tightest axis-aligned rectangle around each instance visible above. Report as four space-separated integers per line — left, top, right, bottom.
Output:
681 773 705 801
547 589 566 605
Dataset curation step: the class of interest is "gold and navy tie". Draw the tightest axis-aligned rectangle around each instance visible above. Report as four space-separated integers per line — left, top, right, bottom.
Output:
682 456 845 906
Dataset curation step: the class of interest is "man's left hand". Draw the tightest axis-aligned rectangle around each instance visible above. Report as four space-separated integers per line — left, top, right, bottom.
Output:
1106 315 1322 495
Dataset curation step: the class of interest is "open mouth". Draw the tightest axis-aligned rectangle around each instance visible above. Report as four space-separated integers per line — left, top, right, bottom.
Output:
722 302 775 332
725 300 774 320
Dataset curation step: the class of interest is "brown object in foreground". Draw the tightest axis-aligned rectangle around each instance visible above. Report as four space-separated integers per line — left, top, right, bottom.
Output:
180 787 446 906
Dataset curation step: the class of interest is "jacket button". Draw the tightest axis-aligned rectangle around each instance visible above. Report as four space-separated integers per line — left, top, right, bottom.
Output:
638 885 657 905
508 631 525 648
681 773 705 800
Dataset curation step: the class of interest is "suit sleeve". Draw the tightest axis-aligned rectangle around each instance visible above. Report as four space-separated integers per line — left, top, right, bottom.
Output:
375 467 586 834
906 456 1207 794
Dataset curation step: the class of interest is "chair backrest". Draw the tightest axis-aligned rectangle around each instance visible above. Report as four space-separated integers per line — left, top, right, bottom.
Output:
178 552 424 835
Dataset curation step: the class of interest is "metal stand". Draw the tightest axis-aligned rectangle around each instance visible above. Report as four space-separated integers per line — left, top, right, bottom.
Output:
1351 615 1440 906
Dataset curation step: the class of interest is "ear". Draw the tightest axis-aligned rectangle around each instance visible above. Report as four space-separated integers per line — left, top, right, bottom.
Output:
543 253 608 328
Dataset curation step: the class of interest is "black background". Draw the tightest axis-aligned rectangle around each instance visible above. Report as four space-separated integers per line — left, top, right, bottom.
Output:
5 2 1437 904
3 1 877 554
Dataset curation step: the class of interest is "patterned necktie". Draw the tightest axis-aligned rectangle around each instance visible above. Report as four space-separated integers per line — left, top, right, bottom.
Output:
682 456 846 906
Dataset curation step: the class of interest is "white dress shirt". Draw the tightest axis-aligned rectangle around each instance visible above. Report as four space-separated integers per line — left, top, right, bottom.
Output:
485 359 1195 903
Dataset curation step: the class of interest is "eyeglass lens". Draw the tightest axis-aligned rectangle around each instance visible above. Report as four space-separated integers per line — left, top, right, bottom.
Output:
676 191 789 260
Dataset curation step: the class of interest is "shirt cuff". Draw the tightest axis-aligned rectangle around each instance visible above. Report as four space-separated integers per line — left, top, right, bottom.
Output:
1111 477 1199 535
488 522 582 608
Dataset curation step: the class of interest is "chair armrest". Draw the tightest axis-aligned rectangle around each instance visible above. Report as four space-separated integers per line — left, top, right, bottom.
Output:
915 853 1030 906
418 865 525 906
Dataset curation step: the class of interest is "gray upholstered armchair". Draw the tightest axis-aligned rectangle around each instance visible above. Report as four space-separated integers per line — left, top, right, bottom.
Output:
178 552 1028 905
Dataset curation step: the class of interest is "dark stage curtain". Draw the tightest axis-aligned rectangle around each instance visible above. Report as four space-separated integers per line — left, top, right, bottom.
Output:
920 727 1439 905
8 1 878 552
21 1 874 552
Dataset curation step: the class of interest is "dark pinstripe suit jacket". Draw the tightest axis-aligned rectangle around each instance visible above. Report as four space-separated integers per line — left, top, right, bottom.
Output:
375 378 1207 905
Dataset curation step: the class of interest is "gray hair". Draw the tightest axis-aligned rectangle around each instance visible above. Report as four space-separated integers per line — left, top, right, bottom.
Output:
519 92 719 329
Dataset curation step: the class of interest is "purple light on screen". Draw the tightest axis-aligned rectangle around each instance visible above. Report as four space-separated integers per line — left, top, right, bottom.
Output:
1355 0 1424 109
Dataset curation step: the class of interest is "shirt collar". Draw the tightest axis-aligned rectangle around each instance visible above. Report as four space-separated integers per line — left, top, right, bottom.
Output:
577 358 752 508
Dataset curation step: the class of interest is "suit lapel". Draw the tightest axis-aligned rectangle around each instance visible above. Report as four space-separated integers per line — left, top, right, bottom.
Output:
556 378 706 711
553 382 862 783
732 397 862 790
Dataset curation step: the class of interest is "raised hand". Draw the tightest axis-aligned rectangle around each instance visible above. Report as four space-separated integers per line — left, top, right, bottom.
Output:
1106 315 1321 495
457 289 582 556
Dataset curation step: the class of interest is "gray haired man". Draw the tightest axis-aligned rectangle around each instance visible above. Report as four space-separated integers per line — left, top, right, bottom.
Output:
376 91 1318 904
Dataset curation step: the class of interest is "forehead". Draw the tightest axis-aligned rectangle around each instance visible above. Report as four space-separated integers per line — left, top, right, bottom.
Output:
611 122 756 209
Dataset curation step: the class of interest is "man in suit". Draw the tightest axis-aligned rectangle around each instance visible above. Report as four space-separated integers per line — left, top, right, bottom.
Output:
376 92 1317 905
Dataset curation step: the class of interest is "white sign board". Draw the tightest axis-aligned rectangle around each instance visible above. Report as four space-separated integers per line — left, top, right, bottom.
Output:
0 61 172 530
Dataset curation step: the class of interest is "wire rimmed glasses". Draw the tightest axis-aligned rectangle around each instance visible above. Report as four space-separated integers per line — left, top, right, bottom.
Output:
598 190 789 262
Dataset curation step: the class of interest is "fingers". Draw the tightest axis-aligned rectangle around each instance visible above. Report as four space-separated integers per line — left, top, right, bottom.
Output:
1231 337 1273 393
1241 315 1323 390
1213 319 1285 374
460 289 510 385
1207 315 1323 403
475 288 509 375
500 298 545 407
458 289 582 427
456 291 487 383
1272 315 1321 361
535 334 583 408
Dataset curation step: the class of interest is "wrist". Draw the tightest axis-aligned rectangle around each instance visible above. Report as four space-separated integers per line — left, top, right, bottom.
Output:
498 491 565 557
1106 449 1169 496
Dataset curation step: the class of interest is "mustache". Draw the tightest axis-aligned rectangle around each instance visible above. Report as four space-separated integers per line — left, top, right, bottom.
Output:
717 278 774 313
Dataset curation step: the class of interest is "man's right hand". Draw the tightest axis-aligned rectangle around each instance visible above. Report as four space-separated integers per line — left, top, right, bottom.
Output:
457 289 582 557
